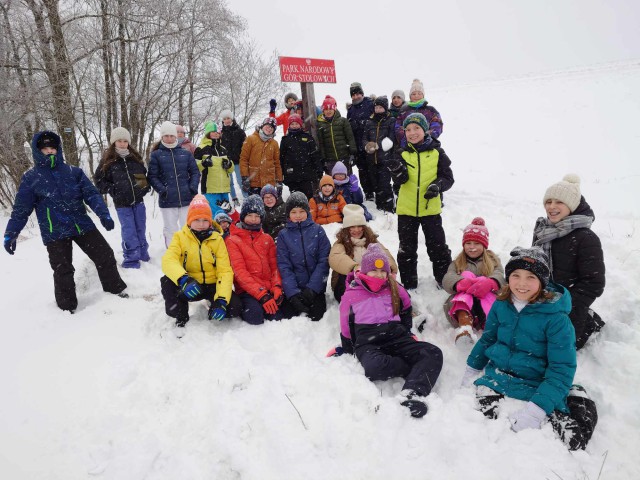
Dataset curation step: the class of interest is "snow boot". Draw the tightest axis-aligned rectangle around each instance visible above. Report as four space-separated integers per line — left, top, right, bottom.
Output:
454 311 476 344
399 389 428 418
173 318 187 338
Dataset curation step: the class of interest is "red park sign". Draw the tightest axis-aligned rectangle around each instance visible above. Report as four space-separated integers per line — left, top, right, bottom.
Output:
279 57 336 83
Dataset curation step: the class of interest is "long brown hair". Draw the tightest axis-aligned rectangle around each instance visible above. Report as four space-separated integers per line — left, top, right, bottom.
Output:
335 225 378 258
388 274 402 316
101 143 144 173
453 249 499 277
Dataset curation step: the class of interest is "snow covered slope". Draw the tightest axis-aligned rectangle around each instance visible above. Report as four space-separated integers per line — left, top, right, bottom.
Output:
1 62 639 480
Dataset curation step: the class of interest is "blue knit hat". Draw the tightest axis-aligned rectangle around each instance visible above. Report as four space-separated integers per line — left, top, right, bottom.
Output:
240 195 265 222
260 183 278 199
402 113 429 133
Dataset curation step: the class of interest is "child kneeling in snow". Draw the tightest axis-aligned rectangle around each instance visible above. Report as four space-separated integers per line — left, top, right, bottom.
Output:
161 195 233 335
334 244 443 418
461 247 598 450
441 217 504 344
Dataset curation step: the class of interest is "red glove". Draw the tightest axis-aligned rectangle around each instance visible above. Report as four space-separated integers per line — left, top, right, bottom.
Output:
260 293 279 315
467 276 499 298
272 286 284 306
455 277 476 293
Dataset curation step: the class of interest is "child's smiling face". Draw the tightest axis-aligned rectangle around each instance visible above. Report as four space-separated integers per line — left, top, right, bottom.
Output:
509 269 541 302
464 241 484 259
289 207 307 223
321 184 334 196
404 123 425 144
545 199 571 224
262 194 276 208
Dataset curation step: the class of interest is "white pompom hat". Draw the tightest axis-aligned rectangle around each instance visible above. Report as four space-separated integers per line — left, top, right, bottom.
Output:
543 174 582 212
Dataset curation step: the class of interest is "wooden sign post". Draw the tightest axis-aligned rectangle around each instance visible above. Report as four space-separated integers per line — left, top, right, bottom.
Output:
278 56 337 141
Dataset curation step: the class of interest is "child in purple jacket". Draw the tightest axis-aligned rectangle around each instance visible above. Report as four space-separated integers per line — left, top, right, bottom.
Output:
333 243 443 417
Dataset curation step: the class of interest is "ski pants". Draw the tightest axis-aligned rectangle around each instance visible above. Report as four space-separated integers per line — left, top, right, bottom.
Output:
46 229 127 311
161 206 188 248
227 292 295 325
115 202 149 267
160 275 221 325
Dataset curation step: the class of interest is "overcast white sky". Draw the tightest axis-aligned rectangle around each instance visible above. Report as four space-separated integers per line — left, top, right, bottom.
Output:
239 0 640 107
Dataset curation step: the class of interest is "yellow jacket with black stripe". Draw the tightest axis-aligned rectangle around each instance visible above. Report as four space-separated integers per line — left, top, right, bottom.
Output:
162 223 234 302
390 138 454 217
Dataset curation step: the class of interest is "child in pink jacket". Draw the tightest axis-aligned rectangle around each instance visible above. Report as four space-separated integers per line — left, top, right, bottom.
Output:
332 244 442 418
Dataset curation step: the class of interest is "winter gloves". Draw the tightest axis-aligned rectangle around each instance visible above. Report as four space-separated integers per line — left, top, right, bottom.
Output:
269 99 277 113
100 215 115 231
326 346 344 357
460 365 482 388
242 176 251 192
424 183 440 200
300 287 316 306
467 277 499 298
178 275 202 300
201 155 213 167
4 233 17 255
509 402 547 432
289 294 310 314
456 277 475 293
271 286 284 306
221 158 233 170
208 298 228 321
276 182 283 197
260 293 278 315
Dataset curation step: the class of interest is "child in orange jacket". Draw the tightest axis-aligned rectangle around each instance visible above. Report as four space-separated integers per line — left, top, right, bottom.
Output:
309 175 347 225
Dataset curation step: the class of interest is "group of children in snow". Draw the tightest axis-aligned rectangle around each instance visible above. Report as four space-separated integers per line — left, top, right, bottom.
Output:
3 75 604 450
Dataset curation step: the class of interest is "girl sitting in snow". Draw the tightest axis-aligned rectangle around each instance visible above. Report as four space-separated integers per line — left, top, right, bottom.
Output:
160 194 233 336
461 247 598 451
329 204 397 302
309 175 347 225
333 243 443 418
532 174 605 350
441 217 504 344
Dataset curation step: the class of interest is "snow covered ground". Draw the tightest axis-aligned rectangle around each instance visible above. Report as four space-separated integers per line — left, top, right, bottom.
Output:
1 62 639 479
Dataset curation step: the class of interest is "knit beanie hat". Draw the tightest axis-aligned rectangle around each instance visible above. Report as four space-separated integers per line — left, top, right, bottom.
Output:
409 78 425 96
403 113 429 133
285 191 310 216
462 217 490 249
322 95 337 111
284 92 299 104
214 211 233 225
110 127 131 145
374 96 389 111
331 161 349 185
350 82 364 96
505 246 550 288
543 174 582 213
36 131 59 150
187 194 213 226
260 183 278 199
288 114 303 130
240 194 265 222
342 204 367 229
319 174 335 190
391 89 406 102
204 121 220 135
160 121 178 137
360 243 391 275
260 117 277 131
220 109 234 122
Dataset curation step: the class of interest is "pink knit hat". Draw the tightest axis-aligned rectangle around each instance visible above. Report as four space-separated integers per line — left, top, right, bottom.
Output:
462 217 489 248
360 244 391 274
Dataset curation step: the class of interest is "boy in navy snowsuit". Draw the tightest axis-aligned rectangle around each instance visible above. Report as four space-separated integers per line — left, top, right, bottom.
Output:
3 131 127 312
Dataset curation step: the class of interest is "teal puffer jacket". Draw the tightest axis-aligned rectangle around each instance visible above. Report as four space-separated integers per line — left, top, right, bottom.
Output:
467 282 576 414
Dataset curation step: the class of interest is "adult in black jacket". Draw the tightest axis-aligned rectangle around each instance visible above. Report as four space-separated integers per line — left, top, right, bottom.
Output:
533 174 605 350
279 114 323 199
220 110 247 203
362 96 396 213
95 127 151 268
347 82 375 199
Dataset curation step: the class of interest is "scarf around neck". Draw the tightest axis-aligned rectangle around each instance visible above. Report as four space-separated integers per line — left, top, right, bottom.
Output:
115 147 130 158
161 140 178 149
533 214 594 273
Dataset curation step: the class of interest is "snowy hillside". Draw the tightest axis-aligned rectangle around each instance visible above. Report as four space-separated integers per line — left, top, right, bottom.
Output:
1 62 639 480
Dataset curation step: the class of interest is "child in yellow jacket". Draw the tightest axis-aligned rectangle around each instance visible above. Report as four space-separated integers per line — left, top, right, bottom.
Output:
161 194 234 336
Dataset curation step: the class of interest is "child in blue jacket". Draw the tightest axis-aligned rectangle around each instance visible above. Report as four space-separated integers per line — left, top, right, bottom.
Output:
276 192 331 321
461 247 598 451
4 131 127 312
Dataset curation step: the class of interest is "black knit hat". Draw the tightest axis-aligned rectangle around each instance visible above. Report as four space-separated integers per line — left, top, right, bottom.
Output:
374 96 389 111
505 246 551 288
285 191 310 216
240 194 265 222
36 131 60 150
349 82 364 96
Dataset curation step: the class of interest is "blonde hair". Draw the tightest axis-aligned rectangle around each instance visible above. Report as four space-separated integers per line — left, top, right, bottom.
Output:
388 274 402 316
453 249 499 277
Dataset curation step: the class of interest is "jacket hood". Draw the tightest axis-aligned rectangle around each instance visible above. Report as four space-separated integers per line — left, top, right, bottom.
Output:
31 131 65 169
571 196 596 221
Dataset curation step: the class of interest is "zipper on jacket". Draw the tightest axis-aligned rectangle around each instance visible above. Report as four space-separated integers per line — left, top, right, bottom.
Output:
374 121 381 164
170 149 182 206
298 223 310 276
123 158 136 205
330 123 339 160
46 208 53 233
75 223 81 234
